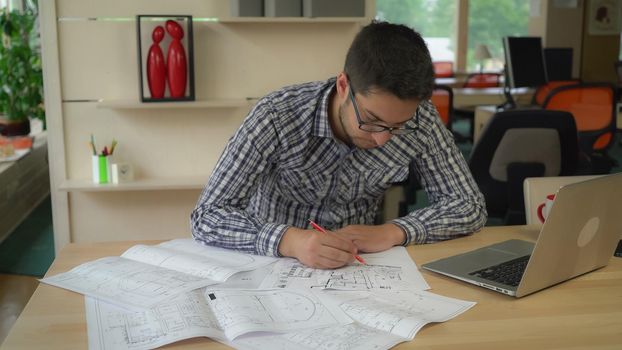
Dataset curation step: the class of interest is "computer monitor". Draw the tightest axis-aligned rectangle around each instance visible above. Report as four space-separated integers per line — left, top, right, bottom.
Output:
503 36 547 88
543 48 573 81
500 36 547 109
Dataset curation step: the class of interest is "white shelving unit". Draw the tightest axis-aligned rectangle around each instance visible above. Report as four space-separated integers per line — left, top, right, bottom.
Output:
59 176 207 192
43 0 374 247
218 17 367 24
97 99 250 109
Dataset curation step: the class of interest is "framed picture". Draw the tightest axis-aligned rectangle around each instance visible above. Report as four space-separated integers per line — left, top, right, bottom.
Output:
136 15 195 102
588 0 621 35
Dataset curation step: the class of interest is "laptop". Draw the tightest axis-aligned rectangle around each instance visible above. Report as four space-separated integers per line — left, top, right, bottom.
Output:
422 173 622 298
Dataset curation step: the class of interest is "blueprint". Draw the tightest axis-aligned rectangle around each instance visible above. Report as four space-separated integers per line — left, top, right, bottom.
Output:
85 289 225 350
205 288 352 340
215 265 273 290
232 289 475 349
41 239 277 309
40 257 214 309
232 323 405 350
320 289 476 339
85 287 352 349
259 246 430 291
122 238 277 281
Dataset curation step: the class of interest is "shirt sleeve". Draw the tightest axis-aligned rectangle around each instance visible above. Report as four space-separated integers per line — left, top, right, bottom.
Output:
391 105 487 244
190 98 289 257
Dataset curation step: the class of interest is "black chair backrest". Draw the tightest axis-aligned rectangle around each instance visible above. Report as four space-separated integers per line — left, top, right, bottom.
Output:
469 109 578 223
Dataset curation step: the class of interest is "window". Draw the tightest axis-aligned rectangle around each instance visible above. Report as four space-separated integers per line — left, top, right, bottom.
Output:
376 0 457 63
376 0 529 73
467 0 529 71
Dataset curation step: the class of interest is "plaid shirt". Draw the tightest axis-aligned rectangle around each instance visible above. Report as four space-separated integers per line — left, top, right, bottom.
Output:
191 78 487 256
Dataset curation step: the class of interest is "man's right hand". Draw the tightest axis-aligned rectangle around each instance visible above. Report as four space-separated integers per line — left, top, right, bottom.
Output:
278 226 357 269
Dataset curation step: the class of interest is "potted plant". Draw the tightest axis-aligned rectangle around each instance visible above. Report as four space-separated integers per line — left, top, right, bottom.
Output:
0 2 44 136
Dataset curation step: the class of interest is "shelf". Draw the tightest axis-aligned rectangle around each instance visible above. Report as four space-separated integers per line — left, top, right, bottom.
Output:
59 177 208 192
96 99 250 110
218 17 368 23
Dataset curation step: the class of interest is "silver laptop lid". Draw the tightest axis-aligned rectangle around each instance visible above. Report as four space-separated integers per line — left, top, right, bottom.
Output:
516 173 622 297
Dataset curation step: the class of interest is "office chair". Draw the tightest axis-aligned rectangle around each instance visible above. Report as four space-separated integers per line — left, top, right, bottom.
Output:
542 82 617 174
462 73 502 88
468 109 578 225
431 84 453 130
532 79 581 106
433 61 454 78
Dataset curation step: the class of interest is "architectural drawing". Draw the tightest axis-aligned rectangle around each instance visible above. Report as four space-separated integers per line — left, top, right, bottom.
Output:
323 290 476 339
42 239 278 309
317 264 406 290
41 257 214 308
232 323 405 350
259 247 430 291
205 289 351 340
86 289 225 350
122 239 277 281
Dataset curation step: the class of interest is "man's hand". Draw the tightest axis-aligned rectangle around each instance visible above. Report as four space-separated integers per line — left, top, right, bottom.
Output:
335 223 406 253
278 227 357 269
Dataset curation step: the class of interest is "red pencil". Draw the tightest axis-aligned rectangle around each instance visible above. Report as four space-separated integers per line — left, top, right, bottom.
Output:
308 220 367 265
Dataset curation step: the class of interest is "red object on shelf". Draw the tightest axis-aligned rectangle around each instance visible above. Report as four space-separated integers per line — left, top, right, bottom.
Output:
0 135 33 149
146 26 166 99
165 20 187 98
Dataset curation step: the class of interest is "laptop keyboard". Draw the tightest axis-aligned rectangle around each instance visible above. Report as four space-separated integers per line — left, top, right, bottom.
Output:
468 255 530 287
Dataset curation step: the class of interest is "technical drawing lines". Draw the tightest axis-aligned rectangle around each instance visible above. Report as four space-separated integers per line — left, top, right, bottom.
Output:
339 295 434 334
319 264 404 290
274 262 315 288
208 289 317 328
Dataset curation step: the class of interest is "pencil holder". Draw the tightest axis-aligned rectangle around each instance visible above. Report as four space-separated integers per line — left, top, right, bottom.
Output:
91 155 111 184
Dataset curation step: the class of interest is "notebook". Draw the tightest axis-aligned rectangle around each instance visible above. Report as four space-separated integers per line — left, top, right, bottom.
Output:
421 173 622 297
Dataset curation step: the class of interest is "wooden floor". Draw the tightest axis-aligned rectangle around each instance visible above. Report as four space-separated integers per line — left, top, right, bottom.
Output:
0 274 38 346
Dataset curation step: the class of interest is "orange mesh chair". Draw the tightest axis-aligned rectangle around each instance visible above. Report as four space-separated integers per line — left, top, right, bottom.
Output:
433 61 454 78
532 79 580 106
542 82 617 159
430 84 453 130
463 73 502 88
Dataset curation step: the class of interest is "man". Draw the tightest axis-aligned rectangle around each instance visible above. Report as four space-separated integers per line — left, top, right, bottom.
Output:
191 21 487 269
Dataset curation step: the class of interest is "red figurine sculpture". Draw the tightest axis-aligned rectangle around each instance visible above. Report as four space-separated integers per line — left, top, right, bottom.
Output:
165 20 187 98
146 26 166 99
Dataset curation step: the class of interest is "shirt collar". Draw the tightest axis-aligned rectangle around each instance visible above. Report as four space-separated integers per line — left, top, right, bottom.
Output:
312 77 337 139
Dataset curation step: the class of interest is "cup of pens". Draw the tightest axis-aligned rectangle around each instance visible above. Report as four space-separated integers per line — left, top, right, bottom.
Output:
90 135 117 184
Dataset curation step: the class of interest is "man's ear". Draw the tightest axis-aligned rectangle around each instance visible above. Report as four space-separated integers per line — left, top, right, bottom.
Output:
336 72 349 99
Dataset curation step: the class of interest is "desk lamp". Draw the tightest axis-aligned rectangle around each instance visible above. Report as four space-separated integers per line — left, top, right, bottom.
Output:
474 44 492 73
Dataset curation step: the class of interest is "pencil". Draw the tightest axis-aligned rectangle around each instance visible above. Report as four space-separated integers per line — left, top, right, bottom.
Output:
308 220 367 265
110 139 117 155
89 134 96 155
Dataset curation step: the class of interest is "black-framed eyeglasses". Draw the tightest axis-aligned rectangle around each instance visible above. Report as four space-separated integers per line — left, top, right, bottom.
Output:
348 83 419 135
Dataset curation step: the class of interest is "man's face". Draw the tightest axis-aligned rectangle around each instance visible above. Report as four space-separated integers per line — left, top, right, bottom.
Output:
339 86 420 149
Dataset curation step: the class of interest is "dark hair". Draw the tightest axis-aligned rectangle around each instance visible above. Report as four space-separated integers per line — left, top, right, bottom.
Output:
344 21 434 101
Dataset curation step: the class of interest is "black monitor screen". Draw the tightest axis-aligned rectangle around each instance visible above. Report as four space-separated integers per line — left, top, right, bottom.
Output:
543 48 573 81
503 37 547 88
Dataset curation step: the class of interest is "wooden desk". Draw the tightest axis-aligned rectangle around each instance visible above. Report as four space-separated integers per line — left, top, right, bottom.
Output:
435 77 459 88
3 226 621 349
453 87 533 109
